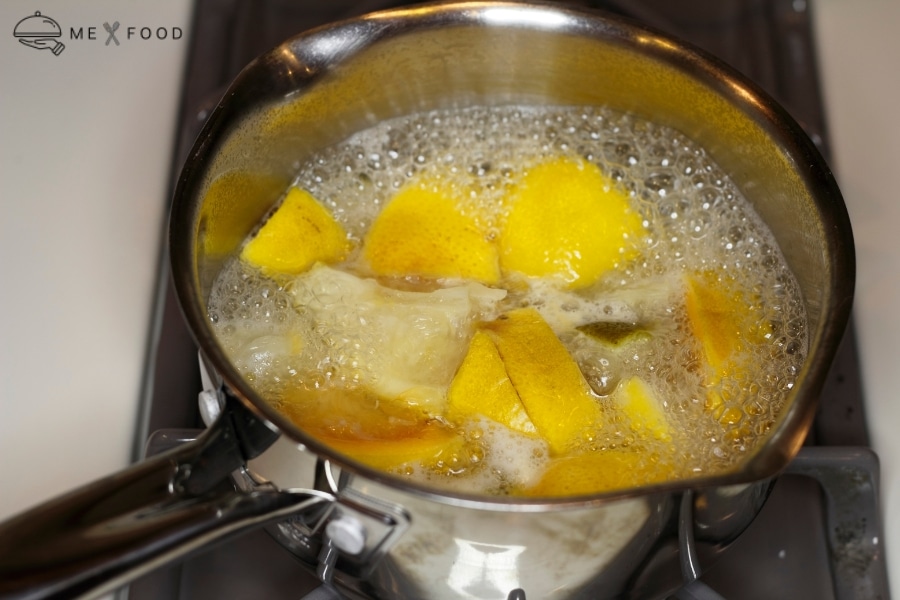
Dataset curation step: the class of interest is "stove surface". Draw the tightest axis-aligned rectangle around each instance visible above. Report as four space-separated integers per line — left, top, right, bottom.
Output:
129 1 877 598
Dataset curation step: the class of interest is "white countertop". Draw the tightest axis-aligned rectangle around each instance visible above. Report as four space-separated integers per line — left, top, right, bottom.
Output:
0 0 896 594
814 0 900 590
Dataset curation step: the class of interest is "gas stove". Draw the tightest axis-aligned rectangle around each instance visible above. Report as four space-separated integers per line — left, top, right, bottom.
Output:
127 1 889 598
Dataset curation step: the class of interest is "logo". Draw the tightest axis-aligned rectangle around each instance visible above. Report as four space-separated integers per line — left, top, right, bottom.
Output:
13 11 65 56
12 10 183 56
103 21 119 46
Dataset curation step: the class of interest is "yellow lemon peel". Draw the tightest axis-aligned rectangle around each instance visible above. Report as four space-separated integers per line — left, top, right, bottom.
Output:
446 331 537 436
317 424 466 472
363 178 500 283
200 170 290 258
240 187 349 275
683 271 772 413
278 386 465 472
482 308 602 455
499 157 644 288
524 450 672 497
614 377 671 442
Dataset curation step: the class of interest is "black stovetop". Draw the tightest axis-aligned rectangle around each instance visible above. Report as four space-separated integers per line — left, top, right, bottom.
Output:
128 1 873 598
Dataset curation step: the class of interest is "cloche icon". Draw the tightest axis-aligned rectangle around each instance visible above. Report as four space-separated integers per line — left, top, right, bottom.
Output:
14 11 65 56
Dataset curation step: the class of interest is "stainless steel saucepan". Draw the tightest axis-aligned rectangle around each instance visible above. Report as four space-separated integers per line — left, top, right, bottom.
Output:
0 2 854 599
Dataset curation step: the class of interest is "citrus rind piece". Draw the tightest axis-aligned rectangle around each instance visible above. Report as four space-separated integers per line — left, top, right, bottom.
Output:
363 178 500 283
613 376 672 442
683 270 772 413
482 307 602 454
446 331 537 436
524 450 672 497
316 424 466 472
498 157 644 288
240 187 349 275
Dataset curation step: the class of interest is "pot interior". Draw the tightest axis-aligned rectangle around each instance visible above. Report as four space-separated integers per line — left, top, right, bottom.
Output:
170 1 853 502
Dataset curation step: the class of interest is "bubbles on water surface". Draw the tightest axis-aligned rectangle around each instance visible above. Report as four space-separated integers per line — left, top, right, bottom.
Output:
207 104 809 493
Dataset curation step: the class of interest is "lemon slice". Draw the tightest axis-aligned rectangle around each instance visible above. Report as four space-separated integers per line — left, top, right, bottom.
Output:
499 157 644 288
241 187 349 275
683 271 772 412
446 331 537 436
684 271 769 373
363 177 500 283
314 424 466 472
277 361 467 472
482 308 602 454
200 170 289 258
613 377 671 442
524 450 672 497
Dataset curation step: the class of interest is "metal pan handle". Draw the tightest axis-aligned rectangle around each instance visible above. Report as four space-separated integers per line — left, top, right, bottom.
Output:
0 389 333 600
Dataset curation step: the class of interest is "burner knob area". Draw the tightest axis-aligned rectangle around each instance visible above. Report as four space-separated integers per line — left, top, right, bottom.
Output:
325 514 368 556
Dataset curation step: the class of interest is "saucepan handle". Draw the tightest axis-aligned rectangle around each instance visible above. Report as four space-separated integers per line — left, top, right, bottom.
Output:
0 390 333 600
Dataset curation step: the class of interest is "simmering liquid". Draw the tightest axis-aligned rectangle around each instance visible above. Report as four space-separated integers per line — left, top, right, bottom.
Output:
208 106 807 497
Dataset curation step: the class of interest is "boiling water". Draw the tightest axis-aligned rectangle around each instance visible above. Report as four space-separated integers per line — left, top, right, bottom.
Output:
208 105 807 496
